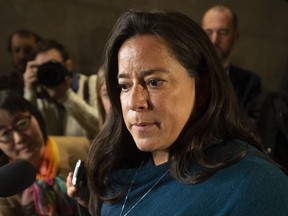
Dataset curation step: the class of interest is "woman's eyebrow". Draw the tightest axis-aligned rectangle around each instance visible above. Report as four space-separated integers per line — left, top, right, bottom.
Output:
117 68 170 79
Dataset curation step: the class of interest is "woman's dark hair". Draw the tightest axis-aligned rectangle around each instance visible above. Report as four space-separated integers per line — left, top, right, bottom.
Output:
0 90 47 165
88 9 262 215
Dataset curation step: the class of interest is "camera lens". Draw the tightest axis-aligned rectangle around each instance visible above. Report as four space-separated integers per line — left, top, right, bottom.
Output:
37 61 68 86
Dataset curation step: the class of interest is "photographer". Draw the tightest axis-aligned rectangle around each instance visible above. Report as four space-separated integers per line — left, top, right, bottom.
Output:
23 39 99 138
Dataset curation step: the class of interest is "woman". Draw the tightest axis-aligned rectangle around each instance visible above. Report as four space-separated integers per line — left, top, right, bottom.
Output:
72 10 288 215
0 90 89 215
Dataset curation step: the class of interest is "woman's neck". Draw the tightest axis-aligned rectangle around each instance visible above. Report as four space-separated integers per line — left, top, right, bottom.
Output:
152 151 169 166
30 145 45 170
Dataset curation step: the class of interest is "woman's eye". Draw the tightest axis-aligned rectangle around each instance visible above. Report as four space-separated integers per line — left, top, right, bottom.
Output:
0 130 10 137
147 79 164 87
16 120 28 130
118 83 129 91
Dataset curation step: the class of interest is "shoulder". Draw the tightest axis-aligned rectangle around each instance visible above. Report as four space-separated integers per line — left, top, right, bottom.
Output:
235 150 286 181
74 73 98 101
221 143 287 184
231 147 288 205
75 73 97 82
217 147 288 214
76 72 88 79
87 74 98 95
74 73 88 88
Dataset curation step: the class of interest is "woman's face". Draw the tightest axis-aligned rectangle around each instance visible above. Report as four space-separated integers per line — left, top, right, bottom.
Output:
0 109 45 163
118 35 196 164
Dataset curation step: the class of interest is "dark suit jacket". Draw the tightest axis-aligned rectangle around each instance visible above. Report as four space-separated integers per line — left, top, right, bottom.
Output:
229 65 261 115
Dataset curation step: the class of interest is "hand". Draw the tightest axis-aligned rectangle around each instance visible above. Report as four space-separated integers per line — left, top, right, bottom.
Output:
44 75 72 100
23 60 39 90
66 172 89 207
21 185 34 206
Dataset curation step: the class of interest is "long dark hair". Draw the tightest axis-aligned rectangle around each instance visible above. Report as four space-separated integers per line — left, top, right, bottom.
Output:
0 90 47 165
88 9 262 215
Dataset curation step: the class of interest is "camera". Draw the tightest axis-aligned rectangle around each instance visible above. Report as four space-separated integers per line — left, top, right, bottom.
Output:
72 160 87 187
37 60 68 87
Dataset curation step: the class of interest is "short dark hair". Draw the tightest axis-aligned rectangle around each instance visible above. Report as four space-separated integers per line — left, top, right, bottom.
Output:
7 29 42 52
206 5 239 31
30 39 70 61
0 90 47 166
0 90 47 141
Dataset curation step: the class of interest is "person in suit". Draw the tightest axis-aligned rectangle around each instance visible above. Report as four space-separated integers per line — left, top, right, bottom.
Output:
202 5 261 117
0 90 89 215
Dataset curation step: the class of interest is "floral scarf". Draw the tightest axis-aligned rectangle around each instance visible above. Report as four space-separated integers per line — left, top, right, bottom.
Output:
32 137 76 216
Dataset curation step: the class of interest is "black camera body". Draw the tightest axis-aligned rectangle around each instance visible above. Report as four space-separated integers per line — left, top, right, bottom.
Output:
37 60 68 87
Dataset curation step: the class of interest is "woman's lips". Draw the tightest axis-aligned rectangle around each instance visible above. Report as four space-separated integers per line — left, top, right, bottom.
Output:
132 122 160 131
17 143 32 153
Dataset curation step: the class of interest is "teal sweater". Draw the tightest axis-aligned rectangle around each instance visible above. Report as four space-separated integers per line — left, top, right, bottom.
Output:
101 145 288 216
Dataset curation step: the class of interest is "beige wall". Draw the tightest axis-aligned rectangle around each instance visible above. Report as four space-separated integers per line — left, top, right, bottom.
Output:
0 0 287 91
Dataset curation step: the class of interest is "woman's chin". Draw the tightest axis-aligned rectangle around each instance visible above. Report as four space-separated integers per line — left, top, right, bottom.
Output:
135 140 156 152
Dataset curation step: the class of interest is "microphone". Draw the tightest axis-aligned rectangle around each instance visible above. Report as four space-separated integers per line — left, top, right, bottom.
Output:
0 160 36 197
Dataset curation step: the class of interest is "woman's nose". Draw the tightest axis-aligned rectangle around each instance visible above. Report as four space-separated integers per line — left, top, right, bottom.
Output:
128 85 149 111
12 131 25 144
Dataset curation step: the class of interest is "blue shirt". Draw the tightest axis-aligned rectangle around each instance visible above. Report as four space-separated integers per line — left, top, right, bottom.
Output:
101 144 288 216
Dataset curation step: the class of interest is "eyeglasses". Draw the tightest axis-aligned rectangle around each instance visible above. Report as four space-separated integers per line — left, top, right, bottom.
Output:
0 115 31 143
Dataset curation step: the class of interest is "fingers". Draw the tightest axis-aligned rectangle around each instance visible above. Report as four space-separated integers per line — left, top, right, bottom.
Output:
21 186 34 206
66 172 78 198
23 60 39 89
44 81 70 100
66 172 89 207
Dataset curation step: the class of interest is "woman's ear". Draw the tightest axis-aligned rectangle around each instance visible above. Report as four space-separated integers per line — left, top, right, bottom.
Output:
64 59 74 72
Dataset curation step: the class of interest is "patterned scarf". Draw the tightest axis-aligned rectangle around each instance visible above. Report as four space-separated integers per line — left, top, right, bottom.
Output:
32 137 76 216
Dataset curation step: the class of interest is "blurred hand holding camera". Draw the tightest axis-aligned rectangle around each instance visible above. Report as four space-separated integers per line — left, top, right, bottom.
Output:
23 60 39 90
43 77 71 100
23 60 72 100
